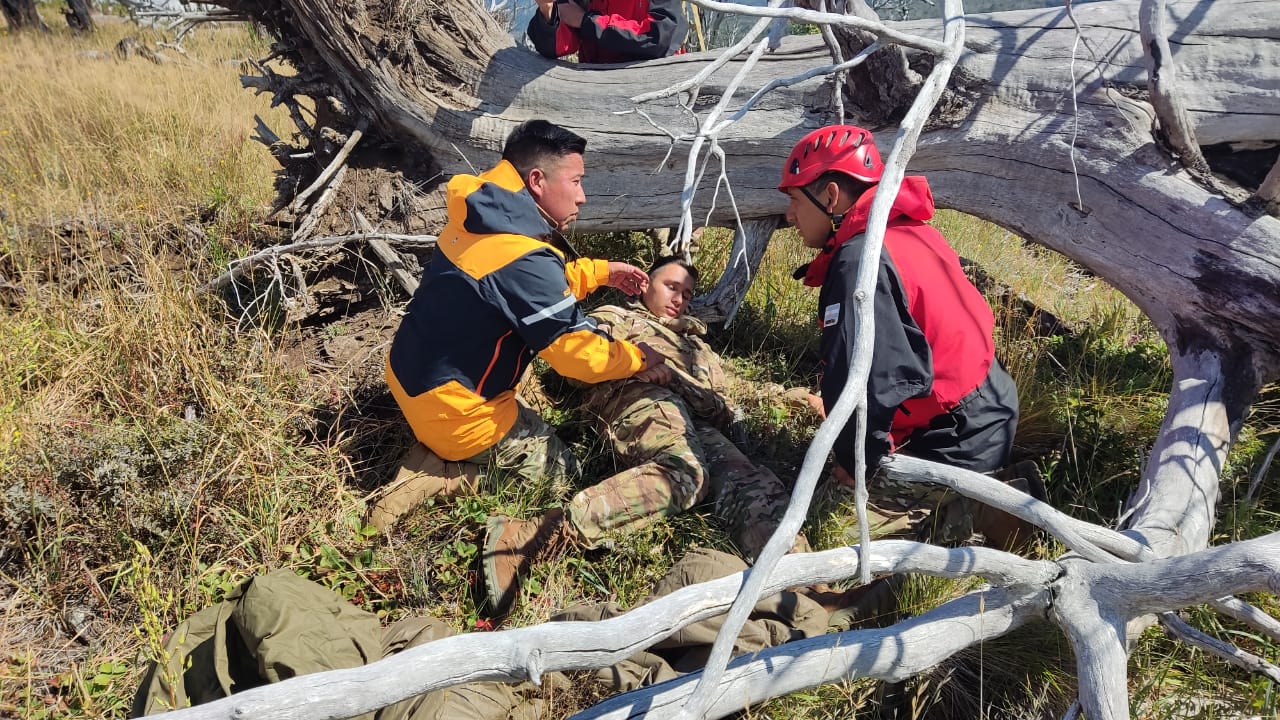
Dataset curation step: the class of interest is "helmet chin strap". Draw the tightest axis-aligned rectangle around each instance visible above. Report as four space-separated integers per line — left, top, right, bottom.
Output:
799 186 845 241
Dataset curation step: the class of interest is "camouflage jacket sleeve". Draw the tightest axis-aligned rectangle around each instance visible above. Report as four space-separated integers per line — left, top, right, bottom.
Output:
590 304 736 428
665 355 734 428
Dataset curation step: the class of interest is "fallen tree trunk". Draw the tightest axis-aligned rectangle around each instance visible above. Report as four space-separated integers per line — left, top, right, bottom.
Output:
217 0 1279 357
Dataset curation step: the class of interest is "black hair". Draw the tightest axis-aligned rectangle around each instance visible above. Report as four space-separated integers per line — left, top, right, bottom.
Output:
805 170 873 200
501 120 588 180
649 255 700 284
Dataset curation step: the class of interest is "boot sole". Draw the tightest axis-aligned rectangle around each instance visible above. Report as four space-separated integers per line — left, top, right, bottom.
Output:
481 515 517 617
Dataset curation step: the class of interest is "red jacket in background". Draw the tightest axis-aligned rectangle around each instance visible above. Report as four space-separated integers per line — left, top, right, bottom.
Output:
527 0 688 63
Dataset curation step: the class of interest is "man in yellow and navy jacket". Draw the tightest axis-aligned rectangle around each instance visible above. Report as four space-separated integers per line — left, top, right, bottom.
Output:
378 120 665 529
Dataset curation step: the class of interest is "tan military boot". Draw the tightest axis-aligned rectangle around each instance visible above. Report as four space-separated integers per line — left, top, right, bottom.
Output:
365 442 482 532
976 459 1048 551
482 509 578 617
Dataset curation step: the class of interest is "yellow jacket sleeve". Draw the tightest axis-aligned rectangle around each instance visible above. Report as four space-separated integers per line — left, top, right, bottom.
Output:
537 330 645 383
564 258 610 300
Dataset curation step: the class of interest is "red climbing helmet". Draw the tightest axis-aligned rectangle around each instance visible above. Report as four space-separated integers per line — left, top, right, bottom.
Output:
778 125 884 191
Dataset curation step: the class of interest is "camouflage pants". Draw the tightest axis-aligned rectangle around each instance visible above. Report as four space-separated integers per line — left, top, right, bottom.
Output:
569 384 707 545
468 400 579 484
366 401 576 531
699 425 809 561
829 469 983 548
568 383 799 559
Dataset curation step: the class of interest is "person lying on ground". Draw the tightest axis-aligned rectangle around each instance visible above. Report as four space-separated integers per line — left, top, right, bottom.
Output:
480 256 810 616
133 548 834 720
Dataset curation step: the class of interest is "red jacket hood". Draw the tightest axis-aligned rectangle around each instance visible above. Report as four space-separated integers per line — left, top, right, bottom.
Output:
802 176 936 287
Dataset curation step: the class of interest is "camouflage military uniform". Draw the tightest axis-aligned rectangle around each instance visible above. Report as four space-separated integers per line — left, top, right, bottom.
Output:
566 303 800 560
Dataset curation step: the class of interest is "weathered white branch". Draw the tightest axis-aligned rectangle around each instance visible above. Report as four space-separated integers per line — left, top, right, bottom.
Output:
672 33 772 255
687 0 948 55
1103 533 1280 616
134 9 241 21
1138 0 1210 175
290 118 368 214
630 6 775 104
816 0 847 123
714 41 880 132
1056 601 1130 720
1210 595 1280 645
573 534 1280 720
138 543 1055 720
1160 612 1280 683
293 164 346 239
576 585 1051 720
882 455 1151 564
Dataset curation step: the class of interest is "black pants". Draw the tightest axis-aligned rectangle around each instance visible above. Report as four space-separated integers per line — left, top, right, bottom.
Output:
899 358 1018 474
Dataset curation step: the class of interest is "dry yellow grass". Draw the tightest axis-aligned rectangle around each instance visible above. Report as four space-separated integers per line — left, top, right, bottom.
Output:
0 19 287 227
0 23 366 718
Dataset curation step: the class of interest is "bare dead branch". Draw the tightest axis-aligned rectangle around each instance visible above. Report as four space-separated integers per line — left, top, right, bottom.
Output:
355 211 420 296
1245 433 1280 505
293 164 347 239
201 230 438 294
686 0 948 55
578 585 1050 720
290 118 368 214
1138 0 1210 175
816 0 847 123
882 455 1150 564
1161 612 1280 683
1209 595 1280 645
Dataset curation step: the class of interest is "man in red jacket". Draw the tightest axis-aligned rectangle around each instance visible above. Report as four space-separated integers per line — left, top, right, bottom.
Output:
527 0 687 63
778 126 1018 499
775 128 1043 694
780 124 1020 481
